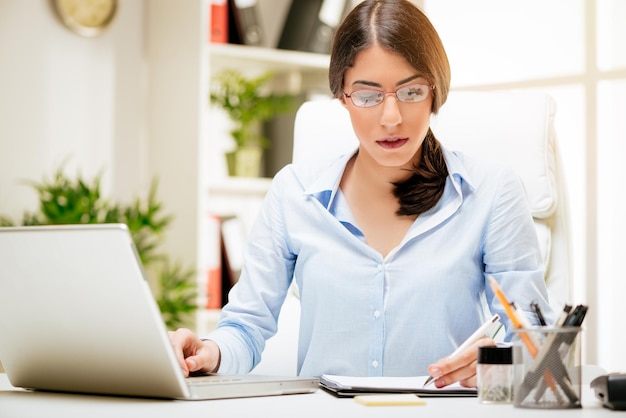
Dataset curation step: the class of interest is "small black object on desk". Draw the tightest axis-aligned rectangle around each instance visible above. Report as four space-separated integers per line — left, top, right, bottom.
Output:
590 373 626 410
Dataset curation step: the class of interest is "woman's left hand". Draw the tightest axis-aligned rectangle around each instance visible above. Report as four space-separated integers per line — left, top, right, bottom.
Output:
426 336 495 388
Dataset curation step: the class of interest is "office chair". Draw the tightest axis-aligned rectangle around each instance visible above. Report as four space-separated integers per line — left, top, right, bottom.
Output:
252 91 571 376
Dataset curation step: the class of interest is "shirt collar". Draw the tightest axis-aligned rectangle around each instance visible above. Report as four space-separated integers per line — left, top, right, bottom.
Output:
302 146 476 209
443 147 476 195
303 148 357 210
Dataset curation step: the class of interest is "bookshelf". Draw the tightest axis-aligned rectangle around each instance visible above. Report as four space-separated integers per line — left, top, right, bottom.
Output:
201 44 330 333
146 1 332 334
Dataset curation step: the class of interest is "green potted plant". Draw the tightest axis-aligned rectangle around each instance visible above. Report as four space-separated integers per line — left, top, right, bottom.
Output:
0 167 197 330
210 69 296 177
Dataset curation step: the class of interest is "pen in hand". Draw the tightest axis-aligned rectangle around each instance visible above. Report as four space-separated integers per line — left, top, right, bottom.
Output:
423 313 500 387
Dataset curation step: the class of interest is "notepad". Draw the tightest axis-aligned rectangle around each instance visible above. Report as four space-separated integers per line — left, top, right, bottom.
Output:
320 374 477 398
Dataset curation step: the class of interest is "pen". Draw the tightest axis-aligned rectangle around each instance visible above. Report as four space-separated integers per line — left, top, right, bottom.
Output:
512 302 541 347
512 302 533 328
564 304 587 327
556 304 573 327
423 313 500 387
530 301 547 326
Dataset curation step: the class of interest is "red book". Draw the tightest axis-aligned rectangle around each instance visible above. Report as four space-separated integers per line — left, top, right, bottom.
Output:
210 0 228 44
205 267 222 309
204 214 222 309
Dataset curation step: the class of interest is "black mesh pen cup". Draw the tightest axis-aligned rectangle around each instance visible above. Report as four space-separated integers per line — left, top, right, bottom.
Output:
512 327 582 409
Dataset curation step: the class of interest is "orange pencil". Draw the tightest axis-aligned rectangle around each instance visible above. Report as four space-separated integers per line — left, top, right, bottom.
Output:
488 276 537 356
487 275 558 392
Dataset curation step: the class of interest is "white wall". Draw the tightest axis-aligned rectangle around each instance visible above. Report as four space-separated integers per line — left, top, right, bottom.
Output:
144 0 206 271
0 0 147 223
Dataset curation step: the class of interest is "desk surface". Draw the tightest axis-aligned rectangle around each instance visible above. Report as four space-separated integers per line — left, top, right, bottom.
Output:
0 373 613 418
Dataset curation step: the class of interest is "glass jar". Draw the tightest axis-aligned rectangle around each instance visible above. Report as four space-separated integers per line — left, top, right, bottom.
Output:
477 345 513 404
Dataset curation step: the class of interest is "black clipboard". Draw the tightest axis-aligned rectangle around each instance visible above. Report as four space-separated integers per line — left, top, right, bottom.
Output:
319 375 477 398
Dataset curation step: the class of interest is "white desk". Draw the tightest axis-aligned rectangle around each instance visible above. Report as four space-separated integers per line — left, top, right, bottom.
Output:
0 373 614 418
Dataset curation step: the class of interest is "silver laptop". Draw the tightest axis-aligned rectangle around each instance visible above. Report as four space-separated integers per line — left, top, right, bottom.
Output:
0 224 318 400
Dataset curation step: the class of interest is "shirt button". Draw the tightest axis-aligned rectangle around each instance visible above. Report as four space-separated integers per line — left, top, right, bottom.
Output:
372 360 379 368
377 264 383 271
373 310 380 319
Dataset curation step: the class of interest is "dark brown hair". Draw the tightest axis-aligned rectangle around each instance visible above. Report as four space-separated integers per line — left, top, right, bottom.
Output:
330 0 451 216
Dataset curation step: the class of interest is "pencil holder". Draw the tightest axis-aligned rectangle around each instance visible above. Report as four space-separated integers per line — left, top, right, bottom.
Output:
512 327 582 409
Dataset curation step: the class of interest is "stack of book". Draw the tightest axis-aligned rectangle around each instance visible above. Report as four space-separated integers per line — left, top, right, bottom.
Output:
210 0 359 54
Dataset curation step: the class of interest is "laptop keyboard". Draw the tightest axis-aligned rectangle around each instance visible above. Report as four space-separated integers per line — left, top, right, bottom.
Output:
186 375 245 385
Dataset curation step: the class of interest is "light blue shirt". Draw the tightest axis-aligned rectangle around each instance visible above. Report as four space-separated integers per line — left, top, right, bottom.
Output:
206 147 554 377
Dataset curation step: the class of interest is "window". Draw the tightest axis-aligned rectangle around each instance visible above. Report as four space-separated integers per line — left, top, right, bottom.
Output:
424 0 626 372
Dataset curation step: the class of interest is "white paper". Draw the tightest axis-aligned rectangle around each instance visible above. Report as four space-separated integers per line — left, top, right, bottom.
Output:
321 374 476 392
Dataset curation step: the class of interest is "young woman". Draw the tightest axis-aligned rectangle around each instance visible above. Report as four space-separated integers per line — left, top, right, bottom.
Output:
169 0 553 388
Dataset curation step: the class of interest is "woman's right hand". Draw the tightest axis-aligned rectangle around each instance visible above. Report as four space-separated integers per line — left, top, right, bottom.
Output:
168 328 221 377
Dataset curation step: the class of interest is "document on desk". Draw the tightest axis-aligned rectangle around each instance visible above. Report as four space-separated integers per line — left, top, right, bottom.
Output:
319 374 477 398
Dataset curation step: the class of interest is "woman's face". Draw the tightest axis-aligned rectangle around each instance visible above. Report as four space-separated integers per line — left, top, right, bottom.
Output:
340 45 433 172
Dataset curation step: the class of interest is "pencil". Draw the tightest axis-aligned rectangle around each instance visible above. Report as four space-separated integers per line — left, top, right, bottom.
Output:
488 275 558 393
488 276 537 356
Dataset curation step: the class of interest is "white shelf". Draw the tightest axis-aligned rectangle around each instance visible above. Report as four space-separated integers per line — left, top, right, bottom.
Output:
209 43 330 72
208 176 272 196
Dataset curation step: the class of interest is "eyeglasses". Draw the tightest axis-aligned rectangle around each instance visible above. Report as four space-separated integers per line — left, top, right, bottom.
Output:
343 84 434 108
